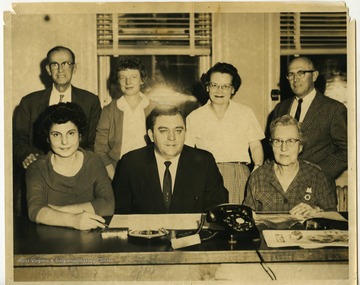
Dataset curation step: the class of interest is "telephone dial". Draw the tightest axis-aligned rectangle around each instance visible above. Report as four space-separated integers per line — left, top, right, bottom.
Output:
206 203 260 243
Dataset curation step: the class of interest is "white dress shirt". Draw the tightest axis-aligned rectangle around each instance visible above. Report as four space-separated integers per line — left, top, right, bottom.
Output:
154 151 180 193
49 84 72 106
289 88 316 122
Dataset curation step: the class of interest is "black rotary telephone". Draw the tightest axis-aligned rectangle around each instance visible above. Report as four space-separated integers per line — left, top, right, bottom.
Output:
206 203 260 242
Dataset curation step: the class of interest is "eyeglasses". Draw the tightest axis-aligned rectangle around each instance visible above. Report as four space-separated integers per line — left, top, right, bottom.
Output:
286 70 315 80
270 138 300 148
208 82 233 92
49 61 74 70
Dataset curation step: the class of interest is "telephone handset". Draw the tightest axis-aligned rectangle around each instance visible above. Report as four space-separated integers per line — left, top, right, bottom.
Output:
206 203 260 241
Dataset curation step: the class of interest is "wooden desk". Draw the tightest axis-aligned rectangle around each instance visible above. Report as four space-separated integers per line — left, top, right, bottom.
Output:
13 215 350 282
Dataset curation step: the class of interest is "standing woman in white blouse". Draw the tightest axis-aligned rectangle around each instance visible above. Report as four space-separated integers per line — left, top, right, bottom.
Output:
185 62 265 204
95 57 157 180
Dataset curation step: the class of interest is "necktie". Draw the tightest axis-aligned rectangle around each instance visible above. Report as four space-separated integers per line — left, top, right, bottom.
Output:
59 94 64 103
163 161 172 211
294 98 303 122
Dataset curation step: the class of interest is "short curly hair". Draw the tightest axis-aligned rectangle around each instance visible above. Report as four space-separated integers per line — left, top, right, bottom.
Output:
200 62 242 96
270 114 303 143
36 102 87 147
114 56 147 82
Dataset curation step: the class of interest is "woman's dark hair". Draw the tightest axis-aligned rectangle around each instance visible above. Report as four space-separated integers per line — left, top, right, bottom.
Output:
115 56 147 82
36 103 87 148
200 62 242 95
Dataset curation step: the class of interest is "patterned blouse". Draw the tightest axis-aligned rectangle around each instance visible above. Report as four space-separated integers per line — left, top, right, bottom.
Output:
244 160 337 212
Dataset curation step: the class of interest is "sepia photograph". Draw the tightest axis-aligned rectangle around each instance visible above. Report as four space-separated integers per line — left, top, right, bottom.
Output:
2 1 358 284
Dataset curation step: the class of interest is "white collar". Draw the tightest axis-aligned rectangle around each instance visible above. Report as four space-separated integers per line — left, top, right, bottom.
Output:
52 84 72 97
117 92 149 111
154 149 181 166
296 88 316 103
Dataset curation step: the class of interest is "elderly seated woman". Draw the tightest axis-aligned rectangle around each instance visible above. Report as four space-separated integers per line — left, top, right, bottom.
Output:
244 115 337 218
26 102 115 230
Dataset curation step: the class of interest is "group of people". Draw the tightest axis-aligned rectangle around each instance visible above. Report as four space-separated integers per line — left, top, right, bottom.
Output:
13 45 347 230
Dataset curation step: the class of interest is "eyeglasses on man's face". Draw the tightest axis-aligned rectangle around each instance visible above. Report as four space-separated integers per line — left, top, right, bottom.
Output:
286 70 315 81
270 138 300 148
49 61 74 70
208 82 233 92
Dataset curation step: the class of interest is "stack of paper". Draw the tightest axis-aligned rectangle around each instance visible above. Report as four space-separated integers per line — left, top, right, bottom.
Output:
254 211 347 229
109 214 201 230
263 229 348 248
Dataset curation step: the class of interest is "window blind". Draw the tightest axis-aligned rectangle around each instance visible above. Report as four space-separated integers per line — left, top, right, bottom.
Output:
280 12 347 55
97 13 212 56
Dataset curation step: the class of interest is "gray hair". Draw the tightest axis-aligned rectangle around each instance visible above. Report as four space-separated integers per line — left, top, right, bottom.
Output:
270 114 303 143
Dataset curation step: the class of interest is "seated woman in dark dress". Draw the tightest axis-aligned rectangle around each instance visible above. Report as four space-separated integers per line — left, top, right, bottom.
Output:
244 115 337 219
26 103 114 230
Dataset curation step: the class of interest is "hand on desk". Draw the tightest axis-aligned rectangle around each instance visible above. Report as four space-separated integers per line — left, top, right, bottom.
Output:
73 211 107 231
36 205 107 231
48 202 95 214
48 204 106 230
289 203 323 219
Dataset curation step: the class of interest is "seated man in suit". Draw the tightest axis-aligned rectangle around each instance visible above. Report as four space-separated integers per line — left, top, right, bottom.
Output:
112 105 229 214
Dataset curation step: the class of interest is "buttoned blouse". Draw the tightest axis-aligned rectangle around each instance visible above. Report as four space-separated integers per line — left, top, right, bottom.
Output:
94 95 157 168
243 160 337 212
116 94 149 158
185 100 264 163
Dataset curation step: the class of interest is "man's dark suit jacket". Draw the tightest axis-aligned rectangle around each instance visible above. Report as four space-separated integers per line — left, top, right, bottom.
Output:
112 144 229 214
272 91 347 181
13 85 101 167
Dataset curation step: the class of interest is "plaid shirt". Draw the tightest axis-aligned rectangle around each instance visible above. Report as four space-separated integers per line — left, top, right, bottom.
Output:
244 160 337 212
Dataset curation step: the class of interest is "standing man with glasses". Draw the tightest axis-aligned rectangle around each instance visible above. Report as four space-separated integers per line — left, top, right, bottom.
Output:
186 62 264 204
13 46 101 215
271 56 347 192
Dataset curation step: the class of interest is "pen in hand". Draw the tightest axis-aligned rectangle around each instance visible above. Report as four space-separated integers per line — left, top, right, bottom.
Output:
98 221 109 228
91 218 109 228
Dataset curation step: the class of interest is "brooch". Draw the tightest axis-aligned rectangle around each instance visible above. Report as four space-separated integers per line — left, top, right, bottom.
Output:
304 187 312 201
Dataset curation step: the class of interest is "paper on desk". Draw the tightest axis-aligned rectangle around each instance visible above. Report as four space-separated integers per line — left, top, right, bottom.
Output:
255 211 347 222
254 211 347 229
109 214 201 230
254 213 299 229
254 213 297 223
310 211 348 221
263 229 348 248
